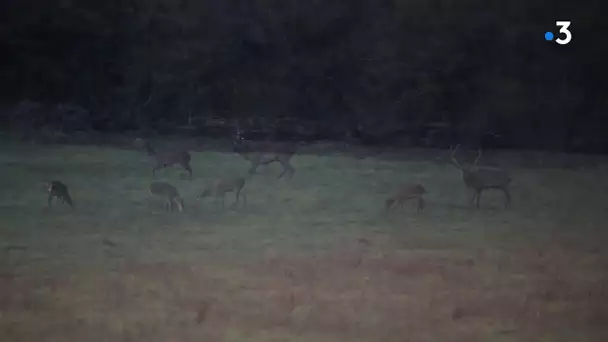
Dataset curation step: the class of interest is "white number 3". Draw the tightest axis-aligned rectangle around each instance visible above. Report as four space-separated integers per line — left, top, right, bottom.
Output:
555 21 572 45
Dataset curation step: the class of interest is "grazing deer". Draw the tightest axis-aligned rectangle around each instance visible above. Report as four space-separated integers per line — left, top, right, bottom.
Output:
451 144 512 209
233 126 298 179
135 138 193 180
197 177 247 209
149 181 184 212
47 180 74 208
385 183 427 213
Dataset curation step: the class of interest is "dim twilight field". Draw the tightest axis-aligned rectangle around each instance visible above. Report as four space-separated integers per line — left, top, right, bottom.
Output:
1 138 608 342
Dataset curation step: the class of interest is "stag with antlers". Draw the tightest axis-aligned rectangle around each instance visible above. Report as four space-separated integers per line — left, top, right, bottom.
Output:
450 145 512 209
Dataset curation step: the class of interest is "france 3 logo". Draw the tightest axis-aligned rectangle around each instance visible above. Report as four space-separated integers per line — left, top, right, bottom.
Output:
544 21 572 45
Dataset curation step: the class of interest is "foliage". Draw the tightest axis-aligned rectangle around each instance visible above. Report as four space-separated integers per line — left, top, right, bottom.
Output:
0 0 603 151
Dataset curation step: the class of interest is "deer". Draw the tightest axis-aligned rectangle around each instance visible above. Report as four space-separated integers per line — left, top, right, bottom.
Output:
149 181 185 212
385 183 427 213
450 144 512 209
233 125 299 179
46 180 74 208
135 138 193 180
197 176 247 209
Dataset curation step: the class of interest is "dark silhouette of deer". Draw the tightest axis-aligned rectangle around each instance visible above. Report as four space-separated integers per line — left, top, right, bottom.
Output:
385 183 427 213
47 180 74 208
135 138 193 180
149 181 185 212
233 125 299 179
197 176 247 209
451 145 512 209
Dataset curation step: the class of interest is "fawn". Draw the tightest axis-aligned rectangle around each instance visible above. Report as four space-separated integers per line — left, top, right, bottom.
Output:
385 183 427 213
149 181 185 212
197 177 247 209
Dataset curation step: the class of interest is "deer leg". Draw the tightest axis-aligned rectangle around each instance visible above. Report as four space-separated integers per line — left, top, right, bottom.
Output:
278 161 295 179
476 190 482 209
248 162 259 175
173 198 182 212
389 199 398 210
261 155 280 178
417 197 425 213
48 194 54 207
468 190 477 207
502 187 512 208
242 194 247 208
277 167 286 179
248 154 263 174
175 198 184 212
285 162 295 179
233 189 240 207
181 161 193 180
257 155 288 178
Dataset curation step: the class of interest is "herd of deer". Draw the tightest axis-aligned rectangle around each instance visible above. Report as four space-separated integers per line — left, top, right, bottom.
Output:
46 130 513 214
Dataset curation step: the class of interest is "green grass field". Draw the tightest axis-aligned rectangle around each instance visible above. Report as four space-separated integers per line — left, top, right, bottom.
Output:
1 141 607 342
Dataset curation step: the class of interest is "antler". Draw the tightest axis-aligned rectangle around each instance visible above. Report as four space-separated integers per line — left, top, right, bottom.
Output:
473 148 482 165
450 144 464 170
234 122 243 141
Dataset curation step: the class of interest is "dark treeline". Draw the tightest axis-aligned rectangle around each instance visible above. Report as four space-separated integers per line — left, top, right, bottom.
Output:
0 0 605 152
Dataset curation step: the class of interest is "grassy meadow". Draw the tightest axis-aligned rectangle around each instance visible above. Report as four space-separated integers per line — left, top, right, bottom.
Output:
1 140 607 342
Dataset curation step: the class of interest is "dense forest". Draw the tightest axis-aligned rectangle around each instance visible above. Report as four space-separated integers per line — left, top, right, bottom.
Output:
0 0 605 152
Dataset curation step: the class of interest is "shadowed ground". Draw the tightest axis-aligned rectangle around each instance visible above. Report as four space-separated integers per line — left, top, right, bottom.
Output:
1 142 607 341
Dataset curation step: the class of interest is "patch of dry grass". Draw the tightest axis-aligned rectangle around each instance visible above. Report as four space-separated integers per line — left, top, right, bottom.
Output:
2 239 607 342
1 142 608 341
